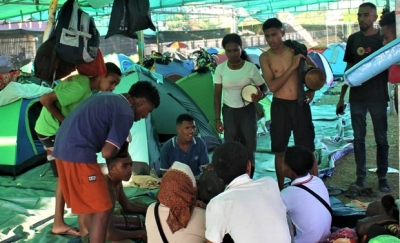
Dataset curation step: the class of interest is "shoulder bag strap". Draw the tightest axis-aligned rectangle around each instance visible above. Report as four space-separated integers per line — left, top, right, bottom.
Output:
294 184 333 216
154 202 169 243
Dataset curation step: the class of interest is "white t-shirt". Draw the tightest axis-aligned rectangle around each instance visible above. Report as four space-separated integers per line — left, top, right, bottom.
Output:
145 203 206 243
206 174 291 243
214 61 265 108
280 174 331 243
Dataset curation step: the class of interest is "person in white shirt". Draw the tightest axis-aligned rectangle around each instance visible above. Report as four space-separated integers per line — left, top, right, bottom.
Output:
206 141 291 243
214 33 268 176
280 146 331 243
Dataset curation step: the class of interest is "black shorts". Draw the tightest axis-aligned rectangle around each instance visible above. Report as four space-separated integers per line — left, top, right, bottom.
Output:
270 97 315 153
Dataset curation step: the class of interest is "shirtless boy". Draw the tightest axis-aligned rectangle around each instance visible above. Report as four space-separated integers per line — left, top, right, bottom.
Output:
259 18 318 190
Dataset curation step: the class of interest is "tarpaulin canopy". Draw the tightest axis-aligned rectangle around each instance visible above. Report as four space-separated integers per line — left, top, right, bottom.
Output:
0 0 395 23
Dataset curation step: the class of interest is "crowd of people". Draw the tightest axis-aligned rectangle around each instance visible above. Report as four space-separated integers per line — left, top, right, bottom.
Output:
35 2 398 242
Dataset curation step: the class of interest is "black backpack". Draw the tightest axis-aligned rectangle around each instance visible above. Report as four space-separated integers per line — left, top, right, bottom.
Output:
105 0 156 39
33 37 76 85
54 0 100 64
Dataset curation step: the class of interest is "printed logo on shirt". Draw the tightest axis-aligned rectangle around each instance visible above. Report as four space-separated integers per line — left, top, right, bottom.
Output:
88 175 97 182
194 155 199 160
357 47 365 56
357 46 372 56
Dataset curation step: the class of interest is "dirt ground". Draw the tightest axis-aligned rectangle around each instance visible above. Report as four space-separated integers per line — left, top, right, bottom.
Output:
316 83 399 204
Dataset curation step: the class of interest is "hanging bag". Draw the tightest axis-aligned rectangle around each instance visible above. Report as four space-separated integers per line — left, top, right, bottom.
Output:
54 0 100 64
105 0 156 39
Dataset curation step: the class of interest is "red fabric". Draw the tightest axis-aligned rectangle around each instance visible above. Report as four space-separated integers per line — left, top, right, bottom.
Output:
389 65 400 84
324 227 358 243
77 48 107 77
0 70 21 91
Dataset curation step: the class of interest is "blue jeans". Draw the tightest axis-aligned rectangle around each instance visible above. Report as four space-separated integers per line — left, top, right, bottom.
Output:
350 102 389 180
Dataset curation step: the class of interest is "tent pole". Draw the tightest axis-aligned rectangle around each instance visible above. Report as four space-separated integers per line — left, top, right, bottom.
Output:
42 0 58 42
137 30 145 64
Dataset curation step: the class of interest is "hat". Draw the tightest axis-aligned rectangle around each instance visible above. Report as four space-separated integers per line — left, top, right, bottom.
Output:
170 161 196 188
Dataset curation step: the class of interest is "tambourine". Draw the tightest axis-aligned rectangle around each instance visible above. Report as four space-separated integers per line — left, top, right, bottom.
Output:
304 67 326 91
241 85 258 102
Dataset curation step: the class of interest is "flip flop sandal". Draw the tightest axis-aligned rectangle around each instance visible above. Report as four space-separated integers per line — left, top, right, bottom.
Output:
345 200 370 211
345 184 362 199
51 227 80 236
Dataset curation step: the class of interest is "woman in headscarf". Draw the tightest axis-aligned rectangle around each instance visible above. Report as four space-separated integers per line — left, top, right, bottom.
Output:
145 161 207 243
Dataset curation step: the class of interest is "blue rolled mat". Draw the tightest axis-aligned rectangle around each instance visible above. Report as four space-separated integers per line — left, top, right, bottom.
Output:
344 38 400 87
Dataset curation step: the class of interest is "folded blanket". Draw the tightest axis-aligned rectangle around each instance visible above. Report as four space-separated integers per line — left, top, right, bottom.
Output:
129 175 160 189
0 82 52 106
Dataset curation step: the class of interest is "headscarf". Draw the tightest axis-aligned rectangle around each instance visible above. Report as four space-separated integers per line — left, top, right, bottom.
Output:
157 161 197 233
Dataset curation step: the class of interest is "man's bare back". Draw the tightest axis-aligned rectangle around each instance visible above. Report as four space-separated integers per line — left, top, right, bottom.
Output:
260 47 299 100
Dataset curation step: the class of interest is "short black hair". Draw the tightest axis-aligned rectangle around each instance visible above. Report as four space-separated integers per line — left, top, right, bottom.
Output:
106 157 117 167
176 113 194 125
105 62 122 77
284 146 314 177
222 33 243 48
211 141 249 185
359 2 377 10
262 18 283 31
128 81 160 108
379 11 396 32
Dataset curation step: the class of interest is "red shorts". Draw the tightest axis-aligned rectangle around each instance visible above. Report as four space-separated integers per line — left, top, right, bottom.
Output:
56 159 112 214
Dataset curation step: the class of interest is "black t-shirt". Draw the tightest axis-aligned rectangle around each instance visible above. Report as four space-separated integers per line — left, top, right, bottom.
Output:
344 30 389 102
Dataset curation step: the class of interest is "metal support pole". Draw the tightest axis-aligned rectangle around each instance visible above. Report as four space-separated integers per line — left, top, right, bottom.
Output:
42 0 58 42
136 31 145 64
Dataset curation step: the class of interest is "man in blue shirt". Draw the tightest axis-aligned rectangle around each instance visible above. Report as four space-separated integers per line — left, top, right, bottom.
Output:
53 81 160 243
160 113 210 176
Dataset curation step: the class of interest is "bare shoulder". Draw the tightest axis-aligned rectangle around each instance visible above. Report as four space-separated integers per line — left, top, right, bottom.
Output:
260 50 272 58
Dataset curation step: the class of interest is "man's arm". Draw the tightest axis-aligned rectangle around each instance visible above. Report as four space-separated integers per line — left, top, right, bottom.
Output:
198 138 210 167
338 63 354 102
207 240 216 243
259 52 303 93
39 92 65 123
101 142 120 159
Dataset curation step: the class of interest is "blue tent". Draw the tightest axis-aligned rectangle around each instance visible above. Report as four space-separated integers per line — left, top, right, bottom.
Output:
308 51 334 86
322 43 347 77
0 98 46 177
154 60 194 81
104 53 136 75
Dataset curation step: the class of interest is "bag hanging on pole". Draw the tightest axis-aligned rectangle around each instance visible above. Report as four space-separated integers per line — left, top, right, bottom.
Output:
105 0 156 39
54 0 100 64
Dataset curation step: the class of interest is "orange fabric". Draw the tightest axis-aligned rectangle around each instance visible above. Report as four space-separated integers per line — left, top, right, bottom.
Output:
77 48 107 77
157 169 197 233
55 159 113 214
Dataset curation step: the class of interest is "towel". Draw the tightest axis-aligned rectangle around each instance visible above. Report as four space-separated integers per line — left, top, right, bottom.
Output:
283 40 308 105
